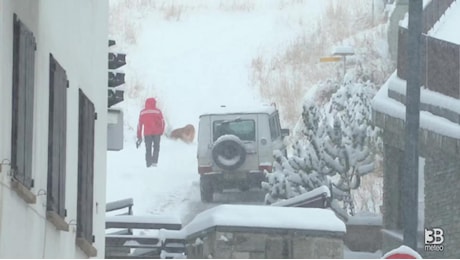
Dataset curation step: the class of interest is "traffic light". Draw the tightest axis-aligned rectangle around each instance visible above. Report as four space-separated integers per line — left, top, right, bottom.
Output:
108 40 126 107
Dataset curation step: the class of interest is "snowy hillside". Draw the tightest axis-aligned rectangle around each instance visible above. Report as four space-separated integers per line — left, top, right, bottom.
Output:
109 0 333 133
107 0 391 224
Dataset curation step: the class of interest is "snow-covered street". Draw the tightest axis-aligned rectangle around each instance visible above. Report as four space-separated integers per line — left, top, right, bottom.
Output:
106 136 268 224
107 0 329 223
106 138 200 220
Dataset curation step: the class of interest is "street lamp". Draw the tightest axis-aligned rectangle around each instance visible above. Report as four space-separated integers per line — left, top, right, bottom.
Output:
332 46 355 77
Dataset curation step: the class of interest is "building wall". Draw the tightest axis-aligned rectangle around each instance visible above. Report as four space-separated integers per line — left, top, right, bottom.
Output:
373 106 460 258
382 144 404 231
0 0 108 258
345 223 383 252
424 155 460 258
186 228 344 259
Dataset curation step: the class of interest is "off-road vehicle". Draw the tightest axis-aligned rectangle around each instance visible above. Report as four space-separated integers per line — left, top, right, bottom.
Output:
197 104 289 202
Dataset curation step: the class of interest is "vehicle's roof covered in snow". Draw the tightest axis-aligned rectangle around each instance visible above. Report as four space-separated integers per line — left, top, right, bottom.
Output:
199 104 277 117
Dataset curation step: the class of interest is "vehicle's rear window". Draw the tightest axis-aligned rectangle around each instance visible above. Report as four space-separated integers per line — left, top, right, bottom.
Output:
213 119 255 141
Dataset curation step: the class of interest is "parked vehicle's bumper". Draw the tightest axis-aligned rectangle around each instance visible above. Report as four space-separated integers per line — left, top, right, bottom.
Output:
201 170 266 190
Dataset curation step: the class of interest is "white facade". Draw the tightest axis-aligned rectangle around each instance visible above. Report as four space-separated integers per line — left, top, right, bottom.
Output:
0 0 108 258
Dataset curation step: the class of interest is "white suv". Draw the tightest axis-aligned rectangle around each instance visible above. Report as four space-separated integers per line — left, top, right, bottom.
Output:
197 104 289 202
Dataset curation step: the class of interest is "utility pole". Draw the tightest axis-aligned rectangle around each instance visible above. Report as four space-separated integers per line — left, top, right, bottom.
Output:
403 0 422 251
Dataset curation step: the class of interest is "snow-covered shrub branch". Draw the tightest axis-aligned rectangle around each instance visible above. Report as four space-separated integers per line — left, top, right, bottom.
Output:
263 76 383 215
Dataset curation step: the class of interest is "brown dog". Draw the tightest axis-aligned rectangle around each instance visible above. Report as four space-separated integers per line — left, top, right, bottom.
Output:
167 124 195 144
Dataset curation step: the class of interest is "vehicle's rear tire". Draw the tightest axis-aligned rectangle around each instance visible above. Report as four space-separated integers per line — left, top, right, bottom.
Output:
212 135 246 171
200 176 214 203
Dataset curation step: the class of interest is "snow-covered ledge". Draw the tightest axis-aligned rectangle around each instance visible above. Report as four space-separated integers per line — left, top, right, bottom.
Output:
184 205 346 258
386 72 460 124
372 73 460 157
373 72 460 139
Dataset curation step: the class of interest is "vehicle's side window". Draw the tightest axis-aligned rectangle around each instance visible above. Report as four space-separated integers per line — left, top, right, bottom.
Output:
11 14 36 189
213 119 256 141
269 113 281 141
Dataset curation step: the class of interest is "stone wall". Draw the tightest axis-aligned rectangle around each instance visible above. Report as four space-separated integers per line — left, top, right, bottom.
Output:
373 107 460 258
345 222 383 252
381 144 404 231
185 228 344 259
424 155 460 258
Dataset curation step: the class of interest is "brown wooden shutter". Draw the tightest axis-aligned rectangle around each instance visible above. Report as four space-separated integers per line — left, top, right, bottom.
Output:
47 54 67 217
77 89 95 243
11 14 35 189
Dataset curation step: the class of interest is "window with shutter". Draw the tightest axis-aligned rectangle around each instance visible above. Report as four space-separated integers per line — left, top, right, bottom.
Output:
46 54 69 231
76 89 97 257
11 14 36 202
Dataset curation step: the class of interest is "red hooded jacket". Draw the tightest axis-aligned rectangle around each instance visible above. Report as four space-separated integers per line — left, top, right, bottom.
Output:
137 98 165 138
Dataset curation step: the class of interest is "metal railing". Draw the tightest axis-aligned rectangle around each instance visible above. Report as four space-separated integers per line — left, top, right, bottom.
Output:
105 198 186 259
106 198 134 216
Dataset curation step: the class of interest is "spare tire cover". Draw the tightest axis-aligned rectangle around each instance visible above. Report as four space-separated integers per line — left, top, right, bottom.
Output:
212 135 247 171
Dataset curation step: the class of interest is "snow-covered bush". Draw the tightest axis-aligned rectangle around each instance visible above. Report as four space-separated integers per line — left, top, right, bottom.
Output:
250 0 394 127
263 77 383 215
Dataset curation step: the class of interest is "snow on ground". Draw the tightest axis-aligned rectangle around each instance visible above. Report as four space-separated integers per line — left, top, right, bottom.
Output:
107 0 329 223
106 138 199 217
118 0 329 131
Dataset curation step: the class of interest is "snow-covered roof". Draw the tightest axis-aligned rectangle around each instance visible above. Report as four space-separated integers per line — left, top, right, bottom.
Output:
184 204 346 237
400 0 460 44
199 103 277 117
372 72 460 139
332 45 355 56
429 0 460 44
387 72 460 114
271 185 331 207
106 215 182 226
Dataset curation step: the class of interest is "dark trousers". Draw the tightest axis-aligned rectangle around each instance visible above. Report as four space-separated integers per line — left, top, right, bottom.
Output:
144 135 161 167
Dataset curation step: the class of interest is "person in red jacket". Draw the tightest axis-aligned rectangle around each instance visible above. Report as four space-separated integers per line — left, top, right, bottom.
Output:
137 98 165 167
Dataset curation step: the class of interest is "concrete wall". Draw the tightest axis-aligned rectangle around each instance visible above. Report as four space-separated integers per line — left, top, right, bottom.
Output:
0 0 108 258
186 228 344 259
345 223 382 252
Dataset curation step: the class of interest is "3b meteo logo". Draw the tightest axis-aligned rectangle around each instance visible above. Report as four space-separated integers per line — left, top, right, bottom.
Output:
424 228 444 252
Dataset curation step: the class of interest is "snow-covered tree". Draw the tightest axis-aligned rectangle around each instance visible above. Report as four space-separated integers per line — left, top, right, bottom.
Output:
263 78 382 215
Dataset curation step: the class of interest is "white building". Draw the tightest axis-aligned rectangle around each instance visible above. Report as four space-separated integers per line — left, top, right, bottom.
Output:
0 0 109 258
